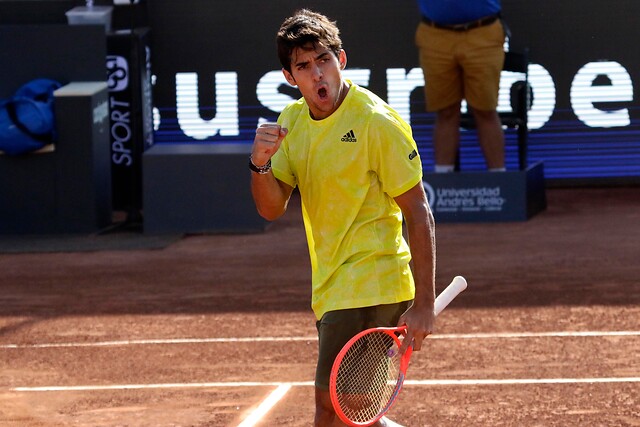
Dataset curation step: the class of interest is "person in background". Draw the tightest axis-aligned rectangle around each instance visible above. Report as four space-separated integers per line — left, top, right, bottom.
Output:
415 0 507 172
250 9 436 427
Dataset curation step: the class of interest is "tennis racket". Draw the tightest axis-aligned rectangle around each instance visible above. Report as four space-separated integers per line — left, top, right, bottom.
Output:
329 275 467 426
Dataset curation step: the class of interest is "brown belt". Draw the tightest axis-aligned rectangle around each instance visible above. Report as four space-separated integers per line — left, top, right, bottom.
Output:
421 14 499 32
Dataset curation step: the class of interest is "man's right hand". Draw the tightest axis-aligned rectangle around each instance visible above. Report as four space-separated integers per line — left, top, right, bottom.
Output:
252 122 288 166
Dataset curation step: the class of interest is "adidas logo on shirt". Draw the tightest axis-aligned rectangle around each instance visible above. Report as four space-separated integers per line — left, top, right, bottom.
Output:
341 130 357 143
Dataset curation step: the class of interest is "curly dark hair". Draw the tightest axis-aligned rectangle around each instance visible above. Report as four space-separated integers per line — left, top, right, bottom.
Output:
276 9 343 73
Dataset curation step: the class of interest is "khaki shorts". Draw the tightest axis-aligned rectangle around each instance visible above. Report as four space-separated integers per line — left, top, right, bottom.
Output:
314 300 411 390
416 19 505 112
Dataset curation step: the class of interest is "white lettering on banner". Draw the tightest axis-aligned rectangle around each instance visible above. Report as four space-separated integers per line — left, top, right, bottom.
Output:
387 65 557 130
502 64 556 130
428 185 506 213
386 68 424 121
169 61 635 140
342 69 372 88
176 72 239 140
257 71 297 125
106 55 129 92
570 61 633 128
110 97 133 166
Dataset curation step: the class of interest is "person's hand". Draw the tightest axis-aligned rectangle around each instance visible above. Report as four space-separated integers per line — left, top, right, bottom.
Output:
397 302 435 355
252 122 288 166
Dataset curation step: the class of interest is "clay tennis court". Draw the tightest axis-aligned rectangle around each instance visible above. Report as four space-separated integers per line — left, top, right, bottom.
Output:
0 187 639 426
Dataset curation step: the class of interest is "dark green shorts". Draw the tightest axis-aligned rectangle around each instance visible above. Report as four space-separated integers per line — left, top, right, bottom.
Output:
314 300 411 390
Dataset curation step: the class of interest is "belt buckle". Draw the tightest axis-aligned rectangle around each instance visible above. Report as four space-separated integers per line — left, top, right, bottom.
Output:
451 20 475 32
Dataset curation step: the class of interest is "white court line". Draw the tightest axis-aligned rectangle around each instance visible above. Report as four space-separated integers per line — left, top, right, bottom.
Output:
2 330 639 349
5 332 638 424
11 382 313 392
10 377 640 392
0 337 315 349
237 384 291 427
404 377 640 385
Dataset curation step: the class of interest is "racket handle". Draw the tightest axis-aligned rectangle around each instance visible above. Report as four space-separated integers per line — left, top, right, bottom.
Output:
434 276 467 316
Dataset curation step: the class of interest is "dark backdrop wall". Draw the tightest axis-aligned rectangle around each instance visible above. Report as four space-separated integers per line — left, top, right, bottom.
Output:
2 0 639 183
145 0 640 183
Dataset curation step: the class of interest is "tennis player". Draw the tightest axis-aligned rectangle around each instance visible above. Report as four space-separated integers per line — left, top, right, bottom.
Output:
250 9 436 427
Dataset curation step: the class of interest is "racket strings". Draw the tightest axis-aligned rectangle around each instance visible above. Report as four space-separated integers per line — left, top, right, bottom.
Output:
334 331 401 423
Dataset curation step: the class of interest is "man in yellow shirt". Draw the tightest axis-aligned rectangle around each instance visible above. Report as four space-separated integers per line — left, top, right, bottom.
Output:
250 9 436 427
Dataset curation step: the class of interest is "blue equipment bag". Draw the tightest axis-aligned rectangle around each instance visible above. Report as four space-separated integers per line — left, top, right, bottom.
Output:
0 78 63 155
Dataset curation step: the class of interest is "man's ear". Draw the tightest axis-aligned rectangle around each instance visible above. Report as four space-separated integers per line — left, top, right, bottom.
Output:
282 68 297 86
339 49 347 70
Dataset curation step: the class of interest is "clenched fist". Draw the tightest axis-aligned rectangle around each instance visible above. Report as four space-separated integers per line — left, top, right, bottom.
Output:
251 122 288 167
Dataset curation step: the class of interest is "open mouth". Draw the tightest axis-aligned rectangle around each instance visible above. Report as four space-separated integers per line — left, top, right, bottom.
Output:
318 87 328 99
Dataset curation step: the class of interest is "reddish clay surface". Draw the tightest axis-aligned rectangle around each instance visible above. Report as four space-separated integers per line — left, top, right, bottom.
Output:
0 187 639 426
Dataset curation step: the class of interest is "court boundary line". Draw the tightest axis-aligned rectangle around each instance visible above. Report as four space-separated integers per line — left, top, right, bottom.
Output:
4 329 639 427
2 330 638 349
10 377 640 392
237 384 291 427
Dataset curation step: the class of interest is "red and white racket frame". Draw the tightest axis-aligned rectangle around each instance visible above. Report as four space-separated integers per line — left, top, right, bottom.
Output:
329 275 468 426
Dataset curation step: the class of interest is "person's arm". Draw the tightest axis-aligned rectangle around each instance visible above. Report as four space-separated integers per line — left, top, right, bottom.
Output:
393 182 436 353
250 123 294 221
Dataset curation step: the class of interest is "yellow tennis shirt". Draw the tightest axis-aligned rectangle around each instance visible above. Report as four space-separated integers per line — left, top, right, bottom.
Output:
271 82 423 320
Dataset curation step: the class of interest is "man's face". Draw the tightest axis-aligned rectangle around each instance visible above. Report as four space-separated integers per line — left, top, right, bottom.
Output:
283 43 348 120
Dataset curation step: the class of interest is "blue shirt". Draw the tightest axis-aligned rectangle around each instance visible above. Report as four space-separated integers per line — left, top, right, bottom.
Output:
417 0 501 25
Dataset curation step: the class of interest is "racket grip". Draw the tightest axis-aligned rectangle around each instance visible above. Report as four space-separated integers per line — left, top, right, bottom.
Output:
434 276 467 316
